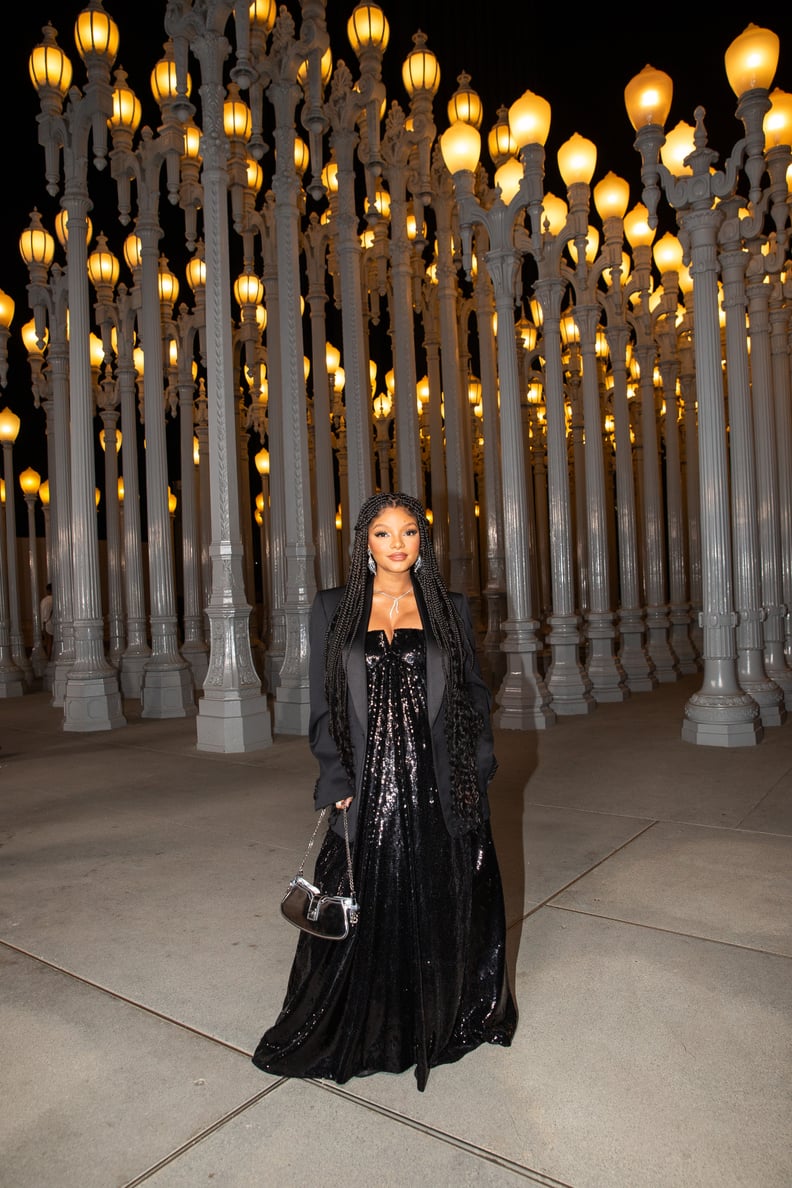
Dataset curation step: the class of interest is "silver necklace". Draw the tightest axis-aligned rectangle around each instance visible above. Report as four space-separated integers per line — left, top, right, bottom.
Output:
374 587 414 621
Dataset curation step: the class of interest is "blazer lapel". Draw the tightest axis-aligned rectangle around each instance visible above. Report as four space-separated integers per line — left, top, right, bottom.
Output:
344 580 372 733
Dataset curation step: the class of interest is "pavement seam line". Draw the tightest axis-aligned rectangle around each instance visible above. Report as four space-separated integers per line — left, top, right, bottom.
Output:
507 819 659 928
119 1083 287 1187
0 938 256 1057
306 1079 576 1186
546 903 792 958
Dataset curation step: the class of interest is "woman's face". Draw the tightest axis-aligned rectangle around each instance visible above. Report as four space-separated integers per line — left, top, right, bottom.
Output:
367 506 421 577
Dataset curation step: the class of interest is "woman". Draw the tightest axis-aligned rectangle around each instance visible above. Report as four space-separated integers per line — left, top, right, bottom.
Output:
252 492 516 1091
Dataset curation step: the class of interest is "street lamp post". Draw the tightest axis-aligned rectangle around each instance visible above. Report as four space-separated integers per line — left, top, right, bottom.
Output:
597 194 656 692
716 194 786 726
626 240 680 683
0 475 24 697
19 467 47 678
165 0 272 751
0 289 14 389
743 224 792 706
507 92 594 716
29 9 125 731
107 64 196 720
19 219 77 706
256 1 329 734
559 136 628 703
380 30 440 499
323 1 392 532
471 257 507 685
625 26 780 745
302 219 341 590
441 112 554 729
170 274 210 690
651 234 691 677
0 407 34 686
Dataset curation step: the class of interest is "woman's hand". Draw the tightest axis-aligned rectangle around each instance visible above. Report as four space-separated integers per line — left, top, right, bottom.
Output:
335 796 353 810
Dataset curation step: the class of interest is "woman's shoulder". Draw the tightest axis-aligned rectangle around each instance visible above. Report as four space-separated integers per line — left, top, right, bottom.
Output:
313 585 347 613
447 589 467 612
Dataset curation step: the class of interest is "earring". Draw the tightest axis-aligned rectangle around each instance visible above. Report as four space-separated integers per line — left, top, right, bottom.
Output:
367 548 377 574
413 554 422 573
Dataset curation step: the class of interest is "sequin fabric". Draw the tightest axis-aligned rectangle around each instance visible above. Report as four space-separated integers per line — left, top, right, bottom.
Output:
252 628 516 1091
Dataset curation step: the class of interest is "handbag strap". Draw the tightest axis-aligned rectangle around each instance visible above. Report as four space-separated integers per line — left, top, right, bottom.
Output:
298 805 356 901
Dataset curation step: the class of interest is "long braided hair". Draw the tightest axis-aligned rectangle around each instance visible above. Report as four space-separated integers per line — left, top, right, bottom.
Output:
323 491 484 824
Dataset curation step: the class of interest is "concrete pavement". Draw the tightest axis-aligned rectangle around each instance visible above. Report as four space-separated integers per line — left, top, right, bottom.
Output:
1 674 791 1187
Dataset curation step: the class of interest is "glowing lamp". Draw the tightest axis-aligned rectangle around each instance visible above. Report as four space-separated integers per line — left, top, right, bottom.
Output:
725 24 779 97
624 64 673 131
19 467 41 496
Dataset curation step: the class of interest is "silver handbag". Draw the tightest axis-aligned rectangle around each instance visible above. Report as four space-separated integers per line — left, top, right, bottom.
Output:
280 806 359 941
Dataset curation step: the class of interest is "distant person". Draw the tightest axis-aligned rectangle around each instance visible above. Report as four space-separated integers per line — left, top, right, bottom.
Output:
40 583 53 659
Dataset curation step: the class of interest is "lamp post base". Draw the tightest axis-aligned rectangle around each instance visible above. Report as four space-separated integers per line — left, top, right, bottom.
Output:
494 684 556 730
669 604 699 674
494 620 556 730
0 664 25 698
63 672 126 732
273 690 311 735
119 649 151 699
585 613 629 703
545 616 596 716
618 612 658 693
739 678 786 728
681 689 762 747
645 607 681 682
196 691 272 753
140 660 197 720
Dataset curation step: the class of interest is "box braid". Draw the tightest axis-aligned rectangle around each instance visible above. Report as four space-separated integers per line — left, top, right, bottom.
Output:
323 491 484 825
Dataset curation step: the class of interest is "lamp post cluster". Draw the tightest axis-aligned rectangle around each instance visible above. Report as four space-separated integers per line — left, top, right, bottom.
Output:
0 3 790 752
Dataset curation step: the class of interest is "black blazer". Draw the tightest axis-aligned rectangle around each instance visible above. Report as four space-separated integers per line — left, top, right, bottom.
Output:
308 577 497 842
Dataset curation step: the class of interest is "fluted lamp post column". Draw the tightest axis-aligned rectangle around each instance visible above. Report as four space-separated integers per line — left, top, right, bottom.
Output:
165 0 272 752
508 92 594 715
441 116 554 729
560 135 628 702
650 231 688 679
0 477 24 696
29 9 125 731
302 221 341 590
260 2 330 734
254 446 272 649
596 187 656 692
0 408 34 686
18 215 77 706
325 2 389 527
171 278 210 690
0 289 14 389
740 102 792 707
380 31 440 499
625 27 775 745
19 467 47 679
107 64 196 720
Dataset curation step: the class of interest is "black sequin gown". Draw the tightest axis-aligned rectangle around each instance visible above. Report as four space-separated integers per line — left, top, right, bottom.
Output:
252 628 516 1091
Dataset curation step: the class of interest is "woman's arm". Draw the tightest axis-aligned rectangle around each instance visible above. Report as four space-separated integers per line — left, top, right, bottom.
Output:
455 593 498 790
308 591 356 810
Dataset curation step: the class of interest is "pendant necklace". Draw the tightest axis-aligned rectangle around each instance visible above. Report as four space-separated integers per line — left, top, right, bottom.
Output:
374 587 413 621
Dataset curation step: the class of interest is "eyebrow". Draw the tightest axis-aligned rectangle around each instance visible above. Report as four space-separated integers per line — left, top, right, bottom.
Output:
370 518 418 530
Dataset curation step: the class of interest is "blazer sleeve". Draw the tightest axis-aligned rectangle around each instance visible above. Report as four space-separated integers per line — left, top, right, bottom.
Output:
455 593 498 792
308 591 355 810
